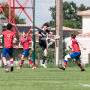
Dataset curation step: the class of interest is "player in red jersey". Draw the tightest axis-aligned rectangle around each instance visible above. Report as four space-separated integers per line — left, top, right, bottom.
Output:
0 23 17 72
59 33 86 71
17 31 36 70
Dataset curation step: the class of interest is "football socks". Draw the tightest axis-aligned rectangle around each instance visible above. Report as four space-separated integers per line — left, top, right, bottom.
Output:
29 59 35 67
20 60 24 67
5 65 9 71
10 61 13 66
42 55 47 64
78 63 83 69
63 60 67 68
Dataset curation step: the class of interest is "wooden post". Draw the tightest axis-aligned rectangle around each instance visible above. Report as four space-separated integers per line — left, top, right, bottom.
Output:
55 0 63 65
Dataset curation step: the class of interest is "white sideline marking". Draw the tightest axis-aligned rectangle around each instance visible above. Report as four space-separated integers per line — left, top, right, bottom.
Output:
31 81 63 84
83 84 90 87
79 83 90 87
30 81 90 87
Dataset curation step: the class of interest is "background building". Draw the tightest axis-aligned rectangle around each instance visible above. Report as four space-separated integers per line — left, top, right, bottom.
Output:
65 10 90 64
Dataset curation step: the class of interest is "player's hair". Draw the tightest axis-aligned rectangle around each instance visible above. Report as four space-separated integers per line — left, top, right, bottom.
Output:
7 23 13 30
71 33 76 39
43 23 49 27
22 30 26 34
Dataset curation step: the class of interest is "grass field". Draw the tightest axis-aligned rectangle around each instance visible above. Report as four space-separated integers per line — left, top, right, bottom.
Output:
0 67 90 90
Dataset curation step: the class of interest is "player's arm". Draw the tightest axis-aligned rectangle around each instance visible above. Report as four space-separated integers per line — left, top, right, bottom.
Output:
35 30 42 37
14 38 17 43
49 32 53 36
13 32 18 46
77 40 86 50
28 37 34 51
0 34 3 38
47 29 53 36
68 45 72 49
18 38 22 47
14 38 18 46
19 42 22 47
30 40 34 51
14 38 19 49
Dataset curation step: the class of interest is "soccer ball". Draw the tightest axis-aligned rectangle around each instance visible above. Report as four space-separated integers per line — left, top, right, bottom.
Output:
54 35 60 40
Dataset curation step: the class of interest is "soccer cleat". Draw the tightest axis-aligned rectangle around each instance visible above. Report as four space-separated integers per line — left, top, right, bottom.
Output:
10 66 14 72
41 64 47 68
59 67 65 70
32 66 36 70
17 67 21 69
81 69 85 71
48 42 53 47
5 70 9 72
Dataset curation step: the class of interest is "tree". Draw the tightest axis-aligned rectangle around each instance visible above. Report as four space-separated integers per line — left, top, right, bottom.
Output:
0 3 26 24
47 1 90 29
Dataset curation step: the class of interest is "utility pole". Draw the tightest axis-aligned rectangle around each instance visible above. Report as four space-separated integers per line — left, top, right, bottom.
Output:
55 0 63 65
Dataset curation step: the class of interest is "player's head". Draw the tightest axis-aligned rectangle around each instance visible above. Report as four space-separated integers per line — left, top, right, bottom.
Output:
7 23 13 30
70 33 76 40
43 23 49 30
22 30 26 37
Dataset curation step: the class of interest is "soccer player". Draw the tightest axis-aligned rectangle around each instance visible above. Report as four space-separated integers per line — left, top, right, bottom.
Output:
35 23 55 68
17 31 36 70
59 33 86 71
0 23 17 72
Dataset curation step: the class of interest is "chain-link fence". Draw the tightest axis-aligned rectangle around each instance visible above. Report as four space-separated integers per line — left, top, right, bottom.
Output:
35 0 56 64
0 0 56 68
0 0 90 68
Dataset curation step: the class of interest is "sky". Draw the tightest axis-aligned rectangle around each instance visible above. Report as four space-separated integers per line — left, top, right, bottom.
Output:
0 0 90 28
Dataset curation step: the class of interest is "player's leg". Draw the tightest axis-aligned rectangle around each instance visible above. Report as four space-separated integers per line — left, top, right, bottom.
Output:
39 41 47 68
59 54 71 70
43 49 48 63
9 55 14 72
17 55 25 69
8 48 14 72
41 48 47 68
2 47 9 72
74 59 85 71
27 55 36 70
46 35 60 47
46 38 55 47
74 58 85 71
46 38 55 42
3 57 9 72
9 56 13 67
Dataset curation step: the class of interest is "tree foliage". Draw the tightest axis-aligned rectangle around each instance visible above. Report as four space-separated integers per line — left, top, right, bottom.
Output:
29 48 54 63
48 1 90 29
0 3 26 24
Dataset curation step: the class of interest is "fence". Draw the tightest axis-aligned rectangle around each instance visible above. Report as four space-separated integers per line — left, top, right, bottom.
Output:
0 0 90 68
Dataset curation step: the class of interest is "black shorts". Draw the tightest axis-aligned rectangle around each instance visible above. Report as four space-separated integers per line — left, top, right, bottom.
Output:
39 40 47 51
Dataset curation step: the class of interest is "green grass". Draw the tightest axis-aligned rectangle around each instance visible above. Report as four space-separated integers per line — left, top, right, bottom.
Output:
0 67 90 90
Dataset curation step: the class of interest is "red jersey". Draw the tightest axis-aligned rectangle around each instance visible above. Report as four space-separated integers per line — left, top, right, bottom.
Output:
2 30 16 48
72 39 81 53
20 36 31 50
